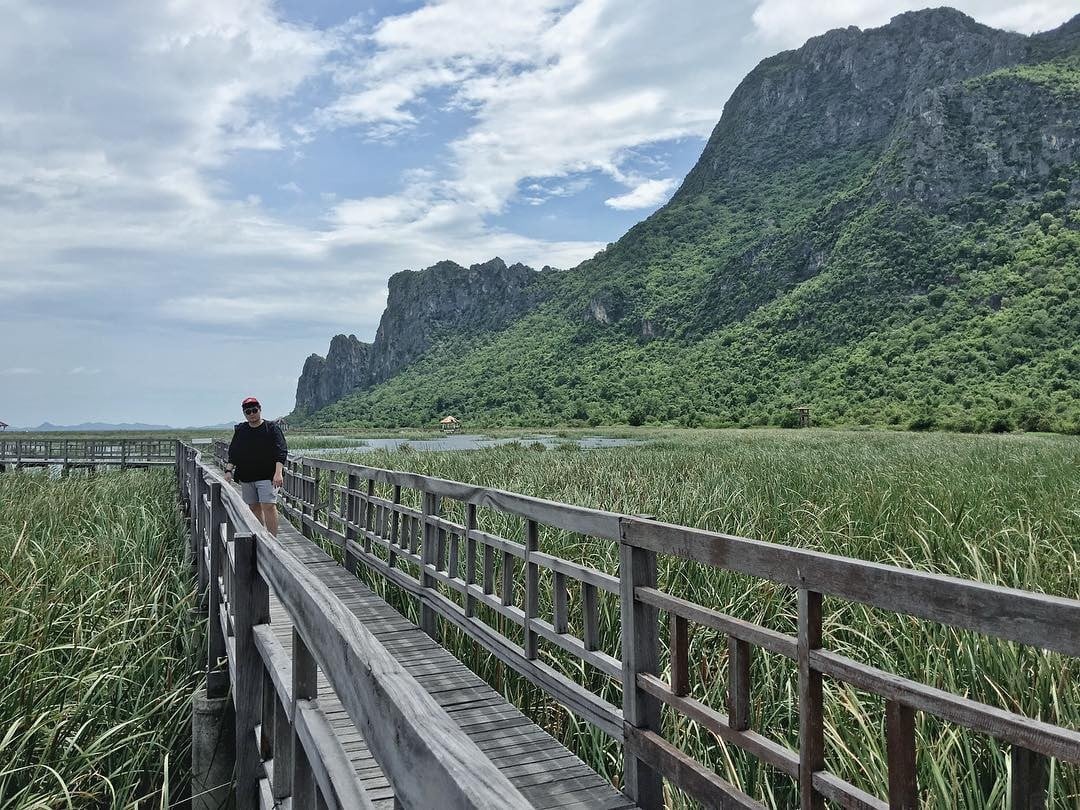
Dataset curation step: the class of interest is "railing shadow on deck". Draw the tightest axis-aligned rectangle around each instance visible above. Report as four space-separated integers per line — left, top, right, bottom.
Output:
180 442 535 810
200 439 1080 810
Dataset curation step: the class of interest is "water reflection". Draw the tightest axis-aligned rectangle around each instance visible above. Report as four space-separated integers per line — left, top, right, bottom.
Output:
297 434 639 455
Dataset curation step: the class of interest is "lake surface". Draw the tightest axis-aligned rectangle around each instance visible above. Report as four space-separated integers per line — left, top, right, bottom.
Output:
296 434 640 455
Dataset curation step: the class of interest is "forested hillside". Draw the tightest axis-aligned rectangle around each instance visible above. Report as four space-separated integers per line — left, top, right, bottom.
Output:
293 9 1080 433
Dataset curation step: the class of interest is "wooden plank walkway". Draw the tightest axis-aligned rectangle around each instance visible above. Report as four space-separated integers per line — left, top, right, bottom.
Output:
268 516 638 810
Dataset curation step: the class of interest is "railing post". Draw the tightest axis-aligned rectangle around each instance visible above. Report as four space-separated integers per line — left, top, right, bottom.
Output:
524 519 539 660
798 589 825 810
233 531 269 810
364 479 376 555
886 700 917 809
197 483 211 596
1010 746 1047 810
388 484 401 571
300 461 314 540
464 503 477 618
292 627 317 809
619 522 663 809
206 482 228 699
728 637 752 731
344 472 360 573
191 472 204 574
420 491 439 638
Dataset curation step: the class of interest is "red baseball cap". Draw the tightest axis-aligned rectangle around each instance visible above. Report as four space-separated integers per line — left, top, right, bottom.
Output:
241 397 260 408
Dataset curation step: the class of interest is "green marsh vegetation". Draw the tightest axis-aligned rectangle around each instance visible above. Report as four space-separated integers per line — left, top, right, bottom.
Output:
0 469 199 807
310 428 1079 808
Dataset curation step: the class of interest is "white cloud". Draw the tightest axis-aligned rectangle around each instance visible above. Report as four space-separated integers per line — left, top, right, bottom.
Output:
314 0 762 267
69 367 102 375
750 0 1071 48
3 0 1077 426
605 178 676 210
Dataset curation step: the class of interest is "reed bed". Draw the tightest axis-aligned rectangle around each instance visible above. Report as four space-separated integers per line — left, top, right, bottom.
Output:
317 428 1079 809
0 469 199 809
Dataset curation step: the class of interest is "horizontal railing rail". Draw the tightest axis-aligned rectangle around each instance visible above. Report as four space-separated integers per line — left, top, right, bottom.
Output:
273 451 1079 810
180 442 531 810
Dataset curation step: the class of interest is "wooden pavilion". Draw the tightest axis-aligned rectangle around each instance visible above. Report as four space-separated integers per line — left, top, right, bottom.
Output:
439 415 461 434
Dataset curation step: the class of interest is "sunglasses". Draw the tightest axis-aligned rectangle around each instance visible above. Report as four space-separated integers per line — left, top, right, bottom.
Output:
243 406 260 414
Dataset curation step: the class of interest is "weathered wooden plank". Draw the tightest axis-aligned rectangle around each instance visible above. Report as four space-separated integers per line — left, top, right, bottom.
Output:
525 520 539 660
619 540 662 809
624 725 764 809
530 551 620 595
295 699 376 810
728 637 752 732
234 532 269 810
253 624 293 721
254 532 535 808
671 614 690 698
207 484 228 698
465 503 478 618
1010 746 1048 810
530 617 622 679
293 627 318 808
885 700 917 810
637 587 797 659
622 518 1080 658
298 460 625 540
553 571 569 635
812 773 889 810
798 589 824 810
582 582 600 652
811 649 1080 761
421 491 439 638
636 673 799 777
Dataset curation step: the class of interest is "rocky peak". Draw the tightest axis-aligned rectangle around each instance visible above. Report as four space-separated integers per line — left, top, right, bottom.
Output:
294 334 371 415
675 7 1028 198
294 258 547 416
367 257 543 384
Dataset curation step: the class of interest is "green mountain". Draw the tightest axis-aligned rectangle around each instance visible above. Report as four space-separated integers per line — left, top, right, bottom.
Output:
293 9 1080 433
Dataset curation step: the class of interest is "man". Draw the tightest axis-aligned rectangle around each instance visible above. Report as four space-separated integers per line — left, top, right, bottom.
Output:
224 397 287 536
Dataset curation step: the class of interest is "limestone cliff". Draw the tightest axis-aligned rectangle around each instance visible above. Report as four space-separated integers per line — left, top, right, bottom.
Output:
294 258 543 413
294 334 371 415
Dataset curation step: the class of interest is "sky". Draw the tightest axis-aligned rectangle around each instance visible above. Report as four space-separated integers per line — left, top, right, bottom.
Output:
0 0 1074 428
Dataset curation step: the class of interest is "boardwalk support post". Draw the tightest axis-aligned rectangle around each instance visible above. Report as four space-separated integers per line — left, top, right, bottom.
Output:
191 686 236 810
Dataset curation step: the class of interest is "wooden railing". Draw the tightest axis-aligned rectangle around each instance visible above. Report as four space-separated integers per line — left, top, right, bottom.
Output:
274 452 1080 810
0 437 175 466
180 443 533 810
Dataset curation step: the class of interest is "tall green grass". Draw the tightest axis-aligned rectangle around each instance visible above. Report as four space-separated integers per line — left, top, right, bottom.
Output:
321 429 1079 808
0 469 200 808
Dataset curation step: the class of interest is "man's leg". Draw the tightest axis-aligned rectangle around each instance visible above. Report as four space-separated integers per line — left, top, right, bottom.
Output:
262 502 278 536
249 503 268 529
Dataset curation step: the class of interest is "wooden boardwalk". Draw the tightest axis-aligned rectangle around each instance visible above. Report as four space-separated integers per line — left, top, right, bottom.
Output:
177 441 1079 809
267 515 638 810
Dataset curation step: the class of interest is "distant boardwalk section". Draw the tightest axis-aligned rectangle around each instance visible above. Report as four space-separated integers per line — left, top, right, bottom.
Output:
0 438 175 472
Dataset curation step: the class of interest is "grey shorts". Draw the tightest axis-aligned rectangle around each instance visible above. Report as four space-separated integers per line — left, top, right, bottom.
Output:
241 479 277 504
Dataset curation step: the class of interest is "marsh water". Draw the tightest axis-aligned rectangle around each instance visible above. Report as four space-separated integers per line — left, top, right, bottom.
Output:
295 434 639 455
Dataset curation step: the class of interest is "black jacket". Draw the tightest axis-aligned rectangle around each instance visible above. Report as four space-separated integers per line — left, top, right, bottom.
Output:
228 420 288 482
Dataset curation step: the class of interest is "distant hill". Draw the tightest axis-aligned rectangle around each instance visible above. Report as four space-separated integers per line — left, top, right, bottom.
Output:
23 422 175 432
11 422 234 432
292 9 1080 434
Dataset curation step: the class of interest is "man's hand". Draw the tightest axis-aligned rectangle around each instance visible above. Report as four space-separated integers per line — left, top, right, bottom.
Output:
272 472 284 488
